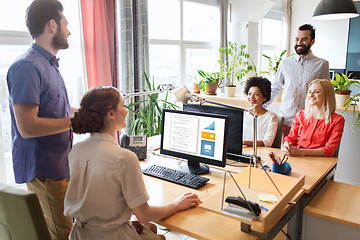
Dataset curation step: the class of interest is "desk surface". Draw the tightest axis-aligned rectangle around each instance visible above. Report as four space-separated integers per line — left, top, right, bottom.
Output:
304 181 360 228
142 144 338 240
243 147 338 194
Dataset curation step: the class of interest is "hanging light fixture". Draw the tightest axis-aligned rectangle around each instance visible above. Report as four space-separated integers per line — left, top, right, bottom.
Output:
313 0 359 20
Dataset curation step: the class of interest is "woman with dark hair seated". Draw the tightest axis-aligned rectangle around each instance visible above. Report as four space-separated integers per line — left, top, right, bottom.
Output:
281 79 345 157
243 76 278 147
64 86 199 240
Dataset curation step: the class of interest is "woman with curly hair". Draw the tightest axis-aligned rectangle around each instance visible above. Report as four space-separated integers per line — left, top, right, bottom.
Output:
243 76 278 147
64 86 199 240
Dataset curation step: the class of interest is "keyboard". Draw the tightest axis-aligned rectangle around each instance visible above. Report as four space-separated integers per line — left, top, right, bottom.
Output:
142 165 209 189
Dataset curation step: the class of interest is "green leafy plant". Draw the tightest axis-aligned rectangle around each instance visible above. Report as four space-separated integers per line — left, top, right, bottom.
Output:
331 73 357 93
197 70 225 92
218 42 254 86
343 75 360 128
262 50 289 76
126 73 179 136
345 93 360 128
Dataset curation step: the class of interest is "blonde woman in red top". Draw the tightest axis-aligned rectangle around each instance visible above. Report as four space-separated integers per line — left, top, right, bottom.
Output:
281 79 345 157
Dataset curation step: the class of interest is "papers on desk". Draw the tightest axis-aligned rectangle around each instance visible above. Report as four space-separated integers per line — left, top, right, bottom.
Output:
258 193 278 204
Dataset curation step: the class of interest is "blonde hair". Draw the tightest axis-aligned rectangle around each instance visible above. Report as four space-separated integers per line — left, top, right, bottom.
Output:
305 79 336 124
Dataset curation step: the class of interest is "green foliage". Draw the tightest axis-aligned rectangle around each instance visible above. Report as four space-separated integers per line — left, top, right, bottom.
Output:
126 74 179 136
197 70 224 92
331 73 358 92
344 93 360 128
218 42 254 86
344 75 360 128
262 49 288 76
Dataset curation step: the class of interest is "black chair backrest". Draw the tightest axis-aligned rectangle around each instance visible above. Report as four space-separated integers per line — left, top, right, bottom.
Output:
271 115 284 149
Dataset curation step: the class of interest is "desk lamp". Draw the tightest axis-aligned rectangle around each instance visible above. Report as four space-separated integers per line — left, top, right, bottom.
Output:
171 86 259 187
122 83 175 100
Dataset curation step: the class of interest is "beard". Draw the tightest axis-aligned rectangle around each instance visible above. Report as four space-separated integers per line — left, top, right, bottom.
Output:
52 27 69 50
294 42 311 55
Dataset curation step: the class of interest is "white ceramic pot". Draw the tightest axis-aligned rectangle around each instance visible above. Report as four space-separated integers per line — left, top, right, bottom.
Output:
335 93 350 108
225 86 236 97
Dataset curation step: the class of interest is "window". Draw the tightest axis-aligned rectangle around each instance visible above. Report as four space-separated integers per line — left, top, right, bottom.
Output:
148 0 221 89
258 10 286 76
0 0 85 186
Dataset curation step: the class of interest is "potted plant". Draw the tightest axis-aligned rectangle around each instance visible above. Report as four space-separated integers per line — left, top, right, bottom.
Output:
262 50 293 101
218 42 254 97
344 92 360 128
192 77 200 94
126 73 179 136
197 70 224 95
331 73 358 108
262 50 288 76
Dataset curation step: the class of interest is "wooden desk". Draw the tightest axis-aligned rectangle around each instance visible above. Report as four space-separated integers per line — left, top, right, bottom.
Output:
304 181 360 228
141 145 338 240
142 153 259 240
243 147 338 194
302 181 360 239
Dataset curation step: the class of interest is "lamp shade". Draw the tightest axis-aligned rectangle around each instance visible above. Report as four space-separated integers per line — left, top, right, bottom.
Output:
172 86 191 104
313 0 359 20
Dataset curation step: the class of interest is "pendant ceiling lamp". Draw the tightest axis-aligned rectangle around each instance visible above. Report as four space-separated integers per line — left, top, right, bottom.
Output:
313 0 359 20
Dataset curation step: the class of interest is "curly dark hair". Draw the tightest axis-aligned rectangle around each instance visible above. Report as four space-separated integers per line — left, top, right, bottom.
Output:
243 76 272 103
71 86 121 134
26 0 64 39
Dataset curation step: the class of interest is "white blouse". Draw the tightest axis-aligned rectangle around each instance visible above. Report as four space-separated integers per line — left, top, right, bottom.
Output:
64 133 149 240
243 110 278 147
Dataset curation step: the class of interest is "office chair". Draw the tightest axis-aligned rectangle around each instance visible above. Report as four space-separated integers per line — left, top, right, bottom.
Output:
0 183 51 240
333 141 341 158
271 115 284 149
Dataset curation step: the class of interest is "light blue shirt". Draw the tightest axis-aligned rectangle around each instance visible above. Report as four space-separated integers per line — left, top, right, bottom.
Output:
7 43 71 183
267 51 330 127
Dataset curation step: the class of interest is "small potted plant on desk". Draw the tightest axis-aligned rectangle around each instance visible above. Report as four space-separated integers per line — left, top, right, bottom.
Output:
197 70 224 95
219 42 253 97
331 73 357 108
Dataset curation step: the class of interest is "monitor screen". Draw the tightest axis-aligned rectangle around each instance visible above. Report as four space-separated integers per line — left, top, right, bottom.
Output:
183 104 244 161
160 109 229 175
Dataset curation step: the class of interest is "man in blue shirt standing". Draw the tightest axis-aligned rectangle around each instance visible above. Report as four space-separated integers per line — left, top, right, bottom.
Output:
6 0 75 239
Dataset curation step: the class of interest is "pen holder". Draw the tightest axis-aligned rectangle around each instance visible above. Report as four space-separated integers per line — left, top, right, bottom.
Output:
272 162 292 175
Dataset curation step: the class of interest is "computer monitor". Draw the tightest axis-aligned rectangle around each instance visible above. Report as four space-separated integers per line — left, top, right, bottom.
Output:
160 109 229 175
183 104 244 161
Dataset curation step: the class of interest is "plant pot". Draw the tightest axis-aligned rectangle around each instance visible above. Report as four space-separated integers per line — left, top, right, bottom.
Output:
205 79 219 95
335 90 351 108
225 86 236 97
192 83 200 94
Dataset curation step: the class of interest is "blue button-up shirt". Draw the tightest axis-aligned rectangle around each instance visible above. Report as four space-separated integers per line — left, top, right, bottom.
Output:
7 43 71 183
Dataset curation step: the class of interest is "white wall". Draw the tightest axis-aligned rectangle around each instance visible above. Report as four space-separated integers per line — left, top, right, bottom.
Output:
291 0 349 69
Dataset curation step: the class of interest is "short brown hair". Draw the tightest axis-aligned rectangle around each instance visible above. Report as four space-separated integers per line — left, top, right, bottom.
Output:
25 0 64 39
